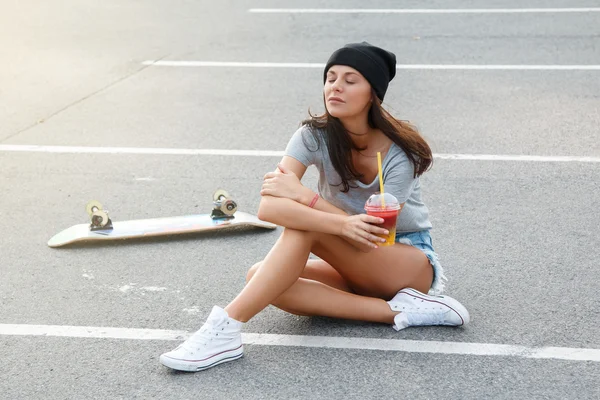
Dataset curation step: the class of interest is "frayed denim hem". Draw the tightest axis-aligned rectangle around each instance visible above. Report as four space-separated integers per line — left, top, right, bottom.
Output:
396 237 448 295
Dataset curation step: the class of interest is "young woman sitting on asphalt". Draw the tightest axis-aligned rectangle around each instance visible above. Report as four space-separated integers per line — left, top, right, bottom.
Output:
160 41 470 372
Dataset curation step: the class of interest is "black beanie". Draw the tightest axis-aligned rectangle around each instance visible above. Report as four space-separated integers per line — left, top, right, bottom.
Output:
323 41 397 101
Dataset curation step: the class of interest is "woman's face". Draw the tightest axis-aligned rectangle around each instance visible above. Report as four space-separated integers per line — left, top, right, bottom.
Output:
324 65 372 119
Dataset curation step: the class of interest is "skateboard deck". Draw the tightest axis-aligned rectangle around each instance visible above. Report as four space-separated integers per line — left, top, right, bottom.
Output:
48 190 276 248
48 212 276 248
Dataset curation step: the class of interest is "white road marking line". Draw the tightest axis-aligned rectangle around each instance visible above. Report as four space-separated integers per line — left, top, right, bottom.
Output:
1 324 598 362
0 144 283 157
0 324 188 341
248 8 600 14
141 60 600 70
142 61 325 68
1 144 599 163
433 154 600 163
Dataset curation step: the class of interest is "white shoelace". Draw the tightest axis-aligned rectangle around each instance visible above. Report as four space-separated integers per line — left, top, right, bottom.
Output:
183 324 221 352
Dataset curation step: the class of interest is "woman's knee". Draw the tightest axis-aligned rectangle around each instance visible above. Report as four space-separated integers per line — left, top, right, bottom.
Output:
245 261 263 283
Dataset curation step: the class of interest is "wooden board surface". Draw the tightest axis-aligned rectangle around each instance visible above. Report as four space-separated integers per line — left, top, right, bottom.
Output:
48 212 277 247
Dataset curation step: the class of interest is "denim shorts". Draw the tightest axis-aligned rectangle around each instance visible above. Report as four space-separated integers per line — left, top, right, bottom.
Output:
395 230 447 295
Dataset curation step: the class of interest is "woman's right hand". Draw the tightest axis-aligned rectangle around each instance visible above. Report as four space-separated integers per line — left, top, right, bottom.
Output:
339 214 389 250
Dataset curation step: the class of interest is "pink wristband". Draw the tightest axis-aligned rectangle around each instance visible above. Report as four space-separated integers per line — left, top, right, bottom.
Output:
308 193 319 208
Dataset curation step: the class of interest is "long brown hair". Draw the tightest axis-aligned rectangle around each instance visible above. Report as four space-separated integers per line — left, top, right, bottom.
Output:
301 89 433 192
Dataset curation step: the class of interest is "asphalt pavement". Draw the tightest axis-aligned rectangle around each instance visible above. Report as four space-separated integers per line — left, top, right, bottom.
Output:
1 1 599 399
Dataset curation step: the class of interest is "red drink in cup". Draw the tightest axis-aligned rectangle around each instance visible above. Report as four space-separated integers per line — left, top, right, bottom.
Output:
364 193 402 246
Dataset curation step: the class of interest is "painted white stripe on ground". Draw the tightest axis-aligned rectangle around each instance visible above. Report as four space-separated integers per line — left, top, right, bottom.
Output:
1 145 599 163
248 8 600 14
433 153 600 163
142 60 600 70
142 61 325 68
0 144 283 157
1 324 598 362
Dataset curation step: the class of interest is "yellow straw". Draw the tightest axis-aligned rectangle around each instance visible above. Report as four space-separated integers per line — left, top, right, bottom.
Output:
377 152 385 207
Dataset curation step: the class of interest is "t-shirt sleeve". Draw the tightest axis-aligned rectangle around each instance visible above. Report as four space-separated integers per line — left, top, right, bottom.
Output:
382 152 417 204
283 125 321 167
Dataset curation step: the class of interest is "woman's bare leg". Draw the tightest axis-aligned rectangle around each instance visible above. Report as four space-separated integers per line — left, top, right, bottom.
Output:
159 228 462 372
224 228 312 322
246 259 396 323
225 227 432 323
293 259 354 293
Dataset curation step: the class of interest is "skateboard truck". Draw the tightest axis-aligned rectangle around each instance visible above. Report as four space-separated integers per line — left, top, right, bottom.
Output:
86 201 113 231
211 189 237 220
84 189 236 232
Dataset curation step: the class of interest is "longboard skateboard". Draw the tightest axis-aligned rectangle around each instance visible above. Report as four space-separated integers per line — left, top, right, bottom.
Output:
48 189 277 248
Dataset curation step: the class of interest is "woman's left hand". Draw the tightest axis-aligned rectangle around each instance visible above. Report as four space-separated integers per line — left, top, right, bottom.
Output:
261 163 305 202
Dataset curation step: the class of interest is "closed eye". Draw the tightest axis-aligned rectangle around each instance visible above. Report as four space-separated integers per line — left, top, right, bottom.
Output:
327 79 355 84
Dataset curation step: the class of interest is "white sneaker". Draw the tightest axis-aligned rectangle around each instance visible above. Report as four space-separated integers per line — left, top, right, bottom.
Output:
387 288 470 331
160 306 244 372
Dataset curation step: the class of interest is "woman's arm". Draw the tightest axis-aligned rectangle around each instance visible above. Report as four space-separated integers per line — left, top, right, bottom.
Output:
257 196 346 235
259 156 346 216
296 187 347 217
258 195 383 252
258 156 346 232
258 156 386 251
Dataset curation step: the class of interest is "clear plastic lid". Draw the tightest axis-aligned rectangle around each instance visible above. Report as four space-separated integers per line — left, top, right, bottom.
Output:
364 192 400 211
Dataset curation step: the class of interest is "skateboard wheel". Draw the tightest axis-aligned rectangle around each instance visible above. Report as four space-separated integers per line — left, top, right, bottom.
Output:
91 210 109 228
213 189 230 202
86 201 103 216
220 199 237 216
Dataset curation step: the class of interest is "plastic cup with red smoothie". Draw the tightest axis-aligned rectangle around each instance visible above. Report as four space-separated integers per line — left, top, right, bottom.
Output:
364 193 402 246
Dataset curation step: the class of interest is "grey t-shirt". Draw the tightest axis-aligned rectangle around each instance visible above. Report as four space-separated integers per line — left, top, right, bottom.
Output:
284 125 432 233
